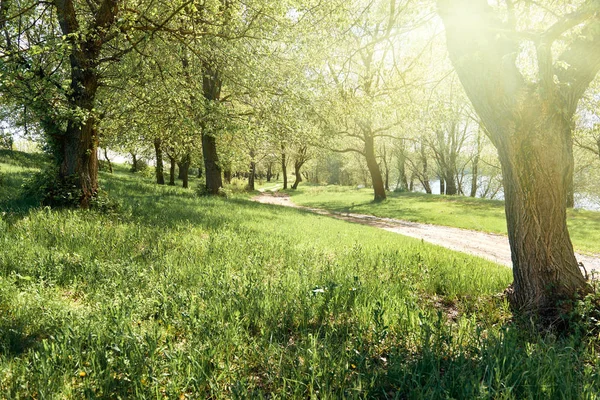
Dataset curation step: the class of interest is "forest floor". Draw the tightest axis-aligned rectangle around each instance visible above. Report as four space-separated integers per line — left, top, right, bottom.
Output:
253 192 600 274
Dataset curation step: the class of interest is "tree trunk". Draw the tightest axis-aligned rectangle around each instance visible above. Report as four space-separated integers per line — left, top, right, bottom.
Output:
266 163 272 182
444 173 457 195
419 141 432 194
168 156 176 186
498 116 586 316
248 162 256 191
224 169 232 184
180 154 191 189
177 161 184 180
103 148 113 174
281 147 288 190
438 0 594 319
440 178 445 195
292 160 305 190
202 133 223 194
52 1 119 208
130 152 139 173
154 138 165 185
364 136 386 202
201 62 224 195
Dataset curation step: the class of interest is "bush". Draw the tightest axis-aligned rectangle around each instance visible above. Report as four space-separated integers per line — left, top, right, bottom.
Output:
22 168 81 208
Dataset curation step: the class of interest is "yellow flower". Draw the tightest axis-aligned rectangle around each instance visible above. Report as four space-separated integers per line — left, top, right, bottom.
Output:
79 371 87 377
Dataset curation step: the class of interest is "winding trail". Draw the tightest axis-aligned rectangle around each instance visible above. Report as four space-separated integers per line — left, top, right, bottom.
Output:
252 192 600 273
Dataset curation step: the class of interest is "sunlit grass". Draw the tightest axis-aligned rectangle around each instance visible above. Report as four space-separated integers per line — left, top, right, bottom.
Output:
0 152 599 398
288 185 600 255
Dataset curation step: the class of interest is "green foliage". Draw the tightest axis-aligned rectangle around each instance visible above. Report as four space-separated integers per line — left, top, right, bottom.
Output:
21 167 82 209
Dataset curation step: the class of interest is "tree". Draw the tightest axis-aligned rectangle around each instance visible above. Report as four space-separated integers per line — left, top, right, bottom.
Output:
0 0 190 207
437 0 600 318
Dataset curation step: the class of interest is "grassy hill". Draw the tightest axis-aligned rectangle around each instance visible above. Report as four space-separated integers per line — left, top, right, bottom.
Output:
0 151 599 398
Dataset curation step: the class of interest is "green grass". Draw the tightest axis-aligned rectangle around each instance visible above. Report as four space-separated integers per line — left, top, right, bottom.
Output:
1 152 600 398
288 185 600 255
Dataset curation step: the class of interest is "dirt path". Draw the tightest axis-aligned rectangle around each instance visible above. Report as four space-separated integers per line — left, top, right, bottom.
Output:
253 192 600 273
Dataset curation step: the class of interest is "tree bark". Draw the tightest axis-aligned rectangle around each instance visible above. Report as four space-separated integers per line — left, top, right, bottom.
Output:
364 135 386 202
498 114 586 315
177 161 184 180
439 178 445 196
248 162 256 191
291 160 305 190
438 0 599 318
52 0 119 208
154 138 165 185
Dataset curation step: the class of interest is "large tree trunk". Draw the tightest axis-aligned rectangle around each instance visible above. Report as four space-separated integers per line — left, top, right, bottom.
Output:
223 169 232 184
154 138 165 185
364 136 386 202
498 114 586 315
52 0 118 208
438 0 597 319
439 178 445 195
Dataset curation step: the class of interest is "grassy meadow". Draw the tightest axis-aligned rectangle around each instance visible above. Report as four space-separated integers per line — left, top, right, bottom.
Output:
1 152 600 398
287 185 600 255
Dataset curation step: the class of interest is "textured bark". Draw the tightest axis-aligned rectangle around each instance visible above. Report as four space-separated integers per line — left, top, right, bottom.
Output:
438 0 600 318
52 0 118 208
154 139 165 185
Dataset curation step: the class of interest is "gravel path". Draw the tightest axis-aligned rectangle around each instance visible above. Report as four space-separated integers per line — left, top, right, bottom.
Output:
252 192 600 273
